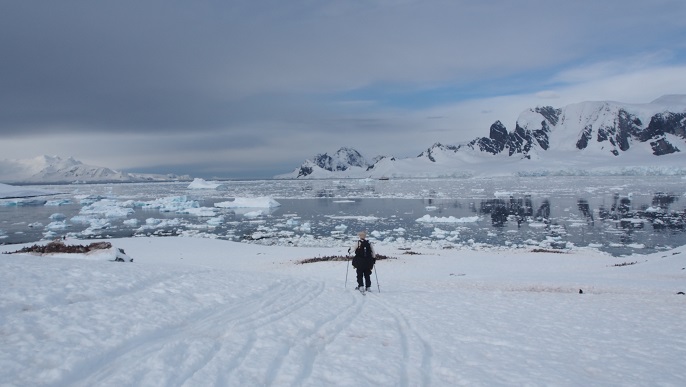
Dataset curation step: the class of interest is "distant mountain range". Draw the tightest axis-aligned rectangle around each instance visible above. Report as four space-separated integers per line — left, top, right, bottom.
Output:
0 155 191 184
277 95 686 179
3 96 685 183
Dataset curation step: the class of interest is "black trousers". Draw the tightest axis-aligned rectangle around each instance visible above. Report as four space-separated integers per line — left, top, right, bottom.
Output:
356 267 372 288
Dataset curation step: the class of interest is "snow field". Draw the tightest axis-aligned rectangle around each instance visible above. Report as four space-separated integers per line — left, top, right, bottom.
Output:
1 237 686 386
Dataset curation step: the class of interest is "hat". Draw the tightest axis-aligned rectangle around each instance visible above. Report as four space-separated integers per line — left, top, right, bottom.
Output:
358 231 366 239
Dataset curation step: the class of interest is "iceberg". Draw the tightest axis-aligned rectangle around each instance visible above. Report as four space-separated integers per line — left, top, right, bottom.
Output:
187 178 223 190
416 214 480 223
214 197 281 209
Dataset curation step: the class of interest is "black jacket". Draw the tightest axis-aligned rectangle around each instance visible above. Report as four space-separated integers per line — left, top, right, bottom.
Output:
351 239 375 270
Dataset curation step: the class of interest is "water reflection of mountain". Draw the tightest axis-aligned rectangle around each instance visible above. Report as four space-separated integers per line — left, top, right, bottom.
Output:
477 193 684 232
599 192 684 230
479 196 536 227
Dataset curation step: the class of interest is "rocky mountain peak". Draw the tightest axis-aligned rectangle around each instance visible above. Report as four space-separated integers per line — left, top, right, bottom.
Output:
278 95 686 179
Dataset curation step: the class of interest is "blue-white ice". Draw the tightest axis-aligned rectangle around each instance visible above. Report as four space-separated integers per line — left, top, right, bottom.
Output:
1 176 685 256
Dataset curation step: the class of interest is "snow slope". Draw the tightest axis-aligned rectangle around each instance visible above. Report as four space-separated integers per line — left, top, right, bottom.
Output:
2 237 685 386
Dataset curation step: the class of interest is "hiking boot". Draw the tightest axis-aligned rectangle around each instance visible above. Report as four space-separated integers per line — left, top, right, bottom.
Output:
366 287 371 292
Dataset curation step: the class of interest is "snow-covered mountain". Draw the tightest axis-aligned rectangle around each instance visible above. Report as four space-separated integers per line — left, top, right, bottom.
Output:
0 155 190 184
277 95 686 179
286 147 373 179
467 94 686 158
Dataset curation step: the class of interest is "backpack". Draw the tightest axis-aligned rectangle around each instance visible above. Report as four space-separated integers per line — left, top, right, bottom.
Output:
353 239 375 269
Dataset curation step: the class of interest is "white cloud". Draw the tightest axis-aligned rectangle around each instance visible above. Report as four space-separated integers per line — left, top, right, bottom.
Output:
551 51 677 84
405 62 686 143
534 91 561 100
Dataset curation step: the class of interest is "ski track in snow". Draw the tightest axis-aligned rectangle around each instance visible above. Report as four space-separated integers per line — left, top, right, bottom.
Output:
3 239 686 387
366 293 433 387
14 265 434 387
63 278 334 386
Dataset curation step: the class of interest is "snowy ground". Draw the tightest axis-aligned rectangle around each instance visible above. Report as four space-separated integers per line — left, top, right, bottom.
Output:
1 237 685 386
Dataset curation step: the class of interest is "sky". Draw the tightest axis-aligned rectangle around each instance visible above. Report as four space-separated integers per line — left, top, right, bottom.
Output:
1 0 686 179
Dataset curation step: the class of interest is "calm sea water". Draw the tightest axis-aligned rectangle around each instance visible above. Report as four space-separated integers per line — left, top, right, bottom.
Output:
2 176 685 256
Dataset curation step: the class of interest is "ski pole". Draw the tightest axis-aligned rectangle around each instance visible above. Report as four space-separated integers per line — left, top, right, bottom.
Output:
345 256 350 288
374 264 380 293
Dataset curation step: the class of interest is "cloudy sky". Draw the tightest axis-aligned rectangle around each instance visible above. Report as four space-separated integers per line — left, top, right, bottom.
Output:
1 0 685 178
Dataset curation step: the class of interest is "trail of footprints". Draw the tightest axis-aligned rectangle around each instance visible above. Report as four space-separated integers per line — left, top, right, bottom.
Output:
66 279 433 386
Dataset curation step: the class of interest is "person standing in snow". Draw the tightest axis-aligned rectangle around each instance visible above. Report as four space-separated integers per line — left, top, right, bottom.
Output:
348 231 376 291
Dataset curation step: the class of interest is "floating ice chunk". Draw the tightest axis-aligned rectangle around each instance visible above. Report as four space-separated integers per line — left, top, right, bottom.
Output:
46 221 69 231
70 216 111 233
118 200 136 208
180 207 218 217
296 221 311 233
70 215 93 224
243 210 263 218
138 218 181 231
142 196 199 213
1 199 47 206
206 216 224 226
416 214 479 223
24 199 47 206
494 191 514 198
187 178 223 189
77 195 106 205
80 199 134 218
334 224 347 231
429 227 460 241
84 218 110 230
0 183 59 199
42 230 58 239
425 206 438 211
214 197 281 208
45 199 71 206
123 219 139 226
50 213 67 221
250 231 270 240
326 215 379 222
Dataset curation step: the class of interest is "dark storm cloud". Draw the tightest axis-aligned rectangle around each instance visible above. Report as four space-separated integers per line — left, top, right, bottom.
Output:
1 1 685 177
0 1 280 134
